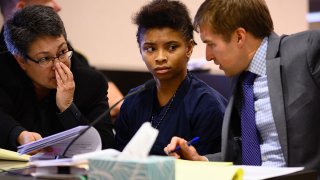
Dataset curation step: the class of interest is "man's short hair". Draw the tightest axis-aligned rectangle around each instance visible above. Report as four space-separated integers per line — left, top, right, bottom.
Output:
194 0 274 42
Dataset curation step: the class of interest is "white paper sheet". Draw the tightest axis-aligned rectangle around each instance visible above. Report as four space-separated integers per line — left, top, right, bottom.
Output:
18 126 101 160
236 165 304 180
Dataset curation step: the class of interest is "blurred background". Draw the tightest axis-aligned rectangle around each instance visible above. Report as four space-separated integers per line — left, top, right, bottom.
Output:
1 0 319 96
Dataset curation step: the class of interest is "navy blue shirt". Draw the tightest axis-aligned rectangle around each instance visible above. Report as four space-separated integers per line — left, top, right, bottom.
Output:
115 72 227 155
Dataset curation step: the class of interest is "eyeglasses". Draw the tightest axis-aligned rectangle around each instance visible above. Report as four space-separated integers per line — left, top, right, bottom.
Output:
26 50 73 68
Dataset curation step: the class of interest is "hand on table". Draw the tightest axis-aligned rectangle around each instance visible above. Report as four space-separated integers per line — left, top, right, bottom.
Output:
164 136 207 161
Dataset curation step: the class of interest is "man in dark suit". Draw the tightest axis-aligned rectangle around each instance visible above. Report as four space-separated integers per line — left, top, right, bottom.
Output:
165 0 320 176
0 5 115 152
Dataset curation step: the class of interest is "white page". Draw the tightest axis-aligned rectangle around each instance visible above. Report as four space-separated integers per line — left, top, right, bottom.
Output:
235 165 304 180
18 126 87 154
72 149 120 163
19 126 101 160
29 149 121 168
51 127 102 157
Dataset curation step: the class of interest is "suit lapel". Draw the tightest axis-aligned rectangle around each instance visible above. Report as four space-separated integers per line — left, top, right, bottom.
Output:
266 33 288 164
222 76 240 161
221 95 235 160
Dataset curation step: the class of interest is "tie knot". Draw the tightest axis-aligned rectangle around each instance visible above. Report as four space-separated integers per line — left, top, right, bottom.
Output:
242 71 256 85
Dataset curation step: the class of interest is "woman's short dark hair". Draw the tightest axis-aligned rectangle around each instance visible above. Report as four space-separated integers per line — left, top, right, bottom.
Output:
4 5 67 58
133 0 195 46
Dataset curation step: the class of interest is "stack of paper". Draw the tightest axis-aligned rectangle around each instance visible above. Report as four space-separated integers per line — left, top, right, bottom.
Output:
236 165 304 180
29 122 160 179
17 126 102 159
18 126 86 155
29 158 88 179
175 159 243 180
0 148 30 161
29 148 121 178
0 149 30 173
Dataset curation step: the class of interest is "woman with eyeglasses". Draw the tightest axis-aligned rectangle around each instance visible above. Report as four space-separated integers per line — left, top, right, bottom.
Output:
0 5 115 153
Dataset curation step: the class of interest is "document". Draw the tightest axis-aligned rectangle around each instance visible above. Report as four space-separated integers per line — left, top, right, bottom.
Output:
175 160 304 180
29 149 121 178
17 126 102 160
0 160 29 171
0 148 30 161
29 149 120 167
29 122 158 179
175 159 243 180
237 165 304 180
0 149 30 173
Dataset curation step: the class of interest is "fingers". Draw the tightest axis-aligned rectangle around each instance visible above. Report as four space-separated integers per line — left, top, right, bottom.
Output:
28 149 42 155
55 62 74 91
32 132 42 141
18 131 42 145
164 136 204 161
168 152 181 159
44 146 53 152
181 145 200 161
164 136 187 157
55 62 73 84
17 131 45 155
29 147 53 156
27 132 42 143
55 70 63 87
55 62 75 112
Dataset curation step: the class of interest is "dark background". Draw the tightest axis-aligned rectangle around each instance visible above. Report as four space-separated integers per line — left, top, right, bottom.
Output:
309 0 320 12
100 69 232 100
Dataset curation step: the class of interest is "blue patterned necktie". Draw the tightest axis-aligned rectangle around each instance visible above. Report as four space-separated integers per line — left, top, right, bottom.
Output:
240 71 261 165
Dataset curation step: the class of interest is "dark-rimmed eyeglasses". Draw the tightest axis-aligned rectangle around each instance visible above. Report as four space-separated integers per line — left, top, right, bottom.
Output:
26 50 73 68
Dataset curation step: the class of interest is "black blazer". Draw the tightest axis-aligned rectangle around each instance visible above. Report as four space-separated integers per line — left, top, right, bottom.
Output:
0 52 115 151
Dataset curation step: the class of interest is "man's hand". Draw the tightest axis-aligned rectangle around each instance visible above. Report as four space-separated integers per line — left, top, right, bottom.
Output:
17 131 42 155
164 136 208 161
55 62 75 112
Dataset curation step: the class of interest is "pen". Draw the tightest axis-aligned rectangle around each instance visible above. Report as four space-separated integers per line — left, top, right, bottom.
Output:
168 137 200 154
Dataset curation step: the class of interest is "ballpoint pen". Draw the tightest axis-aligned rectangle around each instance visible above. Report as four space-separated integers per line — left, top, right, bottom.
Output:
168 137 200 154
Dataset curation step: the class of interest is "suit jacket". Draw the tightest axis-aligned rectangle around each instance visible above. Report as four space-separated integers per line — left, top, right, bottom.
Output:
0 52 115 151
207 30 320 175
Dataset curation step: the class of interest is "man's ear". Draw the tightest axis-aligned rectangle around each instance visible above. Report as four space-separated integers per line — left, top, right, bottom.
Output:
234 27 246 47
16 1 27 10
14 55 28 70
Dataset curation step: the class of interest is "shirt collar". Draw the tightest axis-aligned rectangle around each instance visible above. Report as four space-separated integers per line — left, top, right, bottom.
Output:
247 37 268 76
